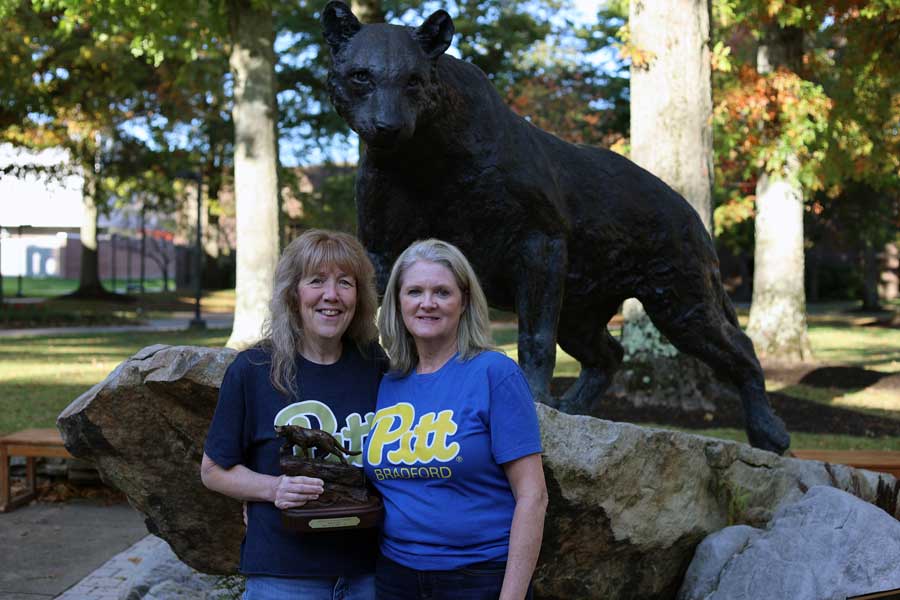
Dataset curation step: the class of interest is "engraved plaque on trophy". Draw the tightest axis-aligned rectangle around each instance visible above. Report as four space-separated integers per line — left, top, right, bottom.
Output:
274 425 382 533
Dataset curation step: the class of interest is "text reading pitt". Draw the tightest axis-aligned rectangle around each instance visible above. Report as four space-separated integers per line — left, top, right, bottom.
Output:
274 400 372 467
367 402 459 480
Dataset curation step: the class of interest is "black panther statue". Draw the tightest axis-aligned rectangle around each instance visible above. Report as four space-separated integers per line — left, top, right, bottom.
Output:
321 1 790 453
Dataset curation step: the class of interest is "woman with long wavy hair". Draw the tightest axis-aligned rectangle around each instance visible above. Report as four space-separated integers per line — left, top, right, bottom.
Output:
202 229 384 600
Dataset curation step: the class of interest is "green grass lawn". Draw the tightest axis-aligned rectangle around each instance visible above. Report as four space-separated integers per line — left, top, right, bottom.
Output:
1 305 898 453
1 279 236 328
1 277 176 297
2 276 80 297
766 323 900 420
0 330 228 436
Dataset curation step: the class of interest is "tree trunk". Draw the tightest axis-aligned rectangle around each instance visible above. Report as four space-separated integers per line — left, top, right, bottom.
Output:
746 163 813 361
69 160 107 298
226 0 280 349
616 0 733 412
147 237 171 293
746 24 813 362
628 0 713 230
879 242 899 301
861 241 880 311
127 235 133 288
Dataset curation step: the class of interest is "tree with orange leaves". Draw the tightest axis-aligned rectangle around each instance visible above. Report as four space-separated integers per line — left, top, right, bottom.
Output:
712 0 899 361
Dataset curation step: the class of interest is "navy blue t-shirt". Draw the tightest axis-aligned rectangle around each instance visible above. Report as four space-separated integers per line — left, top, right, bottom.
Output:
205 342 385 577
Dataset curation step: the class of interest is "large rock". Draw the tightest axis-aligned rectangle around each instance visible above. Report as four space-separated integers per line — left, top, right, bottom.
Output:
58 345 241 574
532 407 898 599
58 345 900 597
677 486 900 600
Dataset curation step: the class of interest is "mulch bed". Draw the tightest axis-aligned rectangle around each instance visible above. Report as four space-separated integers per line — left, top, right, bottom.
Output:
550 363 900 438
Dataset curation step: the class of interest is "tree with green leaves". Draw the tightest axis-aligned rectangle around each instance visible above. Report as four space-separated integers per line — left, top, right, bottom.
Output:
810 4 900 310
1 0 279 344
712 1 899 360
0 2 179 298
503 32 628 147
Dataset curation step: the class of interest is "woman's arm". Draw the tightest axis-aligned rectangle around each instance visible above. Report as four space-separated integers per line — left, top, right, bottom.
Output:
499 453 548 600
200 453 323 509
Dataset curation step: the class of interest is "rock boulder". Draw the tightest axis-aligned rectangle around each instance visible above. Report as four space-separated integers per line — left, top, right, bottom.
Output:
58 345 900 597
58 345 241 574
533 406 897 599
677 486 900 600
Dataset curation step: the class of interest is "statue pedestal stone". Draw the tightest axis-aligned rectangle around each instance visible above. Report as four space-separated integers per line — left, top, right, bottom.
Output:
279 456 382 533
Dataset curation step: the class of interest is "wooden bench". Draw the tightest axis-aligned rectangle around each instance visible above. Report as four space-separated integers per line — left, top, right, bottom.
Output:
0 428 74 512
792 450 900 479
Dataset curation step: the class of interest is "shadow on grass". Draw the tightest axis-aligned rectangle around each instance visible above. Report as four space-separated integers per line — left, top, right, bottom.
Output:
799 366 893 390
765 363 900 414
551 375 900 439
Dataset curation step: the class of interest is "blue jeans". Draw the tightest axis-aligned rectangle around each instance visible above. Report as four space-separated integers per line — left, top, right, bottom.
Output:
375 554 533 600
244 573 375 600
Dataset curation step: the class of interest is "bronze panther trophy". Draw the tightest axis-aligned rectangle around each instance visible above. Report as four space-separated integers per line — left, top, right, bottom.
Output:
274 424 382 533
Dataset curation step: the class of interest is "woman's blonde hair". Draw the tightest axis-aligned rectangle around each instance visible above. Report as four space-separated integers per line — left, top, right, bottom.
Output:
261 229 378 398
378 238 493 374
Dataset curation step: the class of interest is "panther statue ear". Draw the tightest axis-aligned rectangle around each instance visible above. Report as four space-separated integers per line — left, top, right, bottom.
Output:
321 1 362 56
414 10 454 59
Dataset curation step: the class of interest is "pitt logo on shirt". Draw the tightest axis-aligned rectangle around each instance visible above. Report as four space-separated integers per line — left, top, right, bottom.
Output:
367 402 460 468
274 400 373 467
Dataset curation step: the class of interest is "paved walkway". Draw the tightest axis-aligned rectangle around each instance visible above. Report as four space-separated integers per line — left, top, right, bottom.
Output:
1 306 237 598
2 504 231 600
0 313 234 338
0 500 147 599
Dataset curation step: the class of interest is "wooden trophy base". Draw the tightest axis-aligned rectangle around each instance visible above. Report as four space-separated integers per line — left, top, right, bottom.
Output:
280 454 383 533
281 495 383 533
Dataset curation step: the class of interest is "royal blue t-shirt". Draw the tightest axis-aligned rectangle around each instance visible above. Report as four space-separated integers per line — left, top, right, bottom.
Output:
204 343 385 577
364 350 543 570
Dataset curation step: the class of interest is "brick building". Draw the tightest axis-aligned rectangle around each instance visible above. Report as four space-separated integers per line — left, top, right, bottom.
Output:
0 144 177 287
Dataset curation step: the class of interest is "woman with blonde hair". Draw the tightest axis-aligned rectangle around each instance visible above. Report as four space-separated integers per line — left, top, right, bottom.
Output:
366 238 548 600
202 229 384 600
